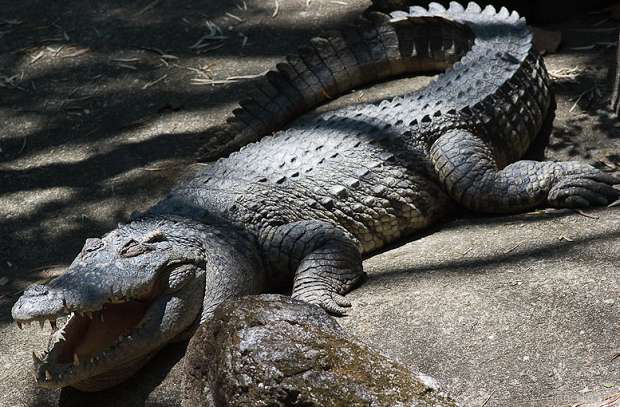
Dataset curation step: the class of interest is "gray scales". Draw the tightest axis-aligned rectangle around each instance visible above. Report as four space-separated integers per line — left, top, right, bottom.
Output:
11 1 620 392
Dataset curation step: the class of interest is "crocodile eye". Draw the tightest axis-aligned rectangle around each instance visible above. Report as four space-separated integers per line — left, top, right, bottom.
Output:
119 239 150 258
84 238 104 253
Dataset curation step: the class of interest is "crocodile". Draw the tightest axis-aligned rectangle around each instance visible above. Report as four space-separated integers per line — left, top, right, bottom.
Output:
12 2 620 392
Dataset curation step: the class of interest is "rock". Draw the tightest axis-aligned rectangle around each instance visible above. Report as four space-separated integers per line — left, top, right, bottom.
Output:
182 294 457 407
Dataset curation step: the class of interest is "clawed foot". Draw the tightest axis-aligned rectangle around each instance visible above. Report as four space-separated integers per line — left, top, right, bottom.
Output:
548 163 620 208
292 287 352 316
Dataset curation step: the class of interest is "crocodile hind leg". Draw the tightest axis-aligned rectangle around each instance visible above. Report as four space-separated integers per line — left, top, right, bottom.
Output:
430 130 620 213
261 220 366 316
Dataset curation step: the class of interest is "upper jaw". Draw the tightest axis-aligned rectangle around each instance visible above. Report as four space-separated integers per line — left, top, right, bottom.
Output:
12 285 141 328
12 285 67 327
11 259 167 326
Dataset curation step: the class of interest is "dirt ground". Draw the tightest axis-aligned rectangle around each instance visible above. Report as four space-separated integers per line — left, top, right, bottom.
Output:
0 1 619 406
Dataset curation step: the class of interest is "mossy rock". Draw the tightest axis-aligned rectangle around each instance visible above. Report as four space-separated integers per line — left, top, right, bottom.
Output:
183 294 457 407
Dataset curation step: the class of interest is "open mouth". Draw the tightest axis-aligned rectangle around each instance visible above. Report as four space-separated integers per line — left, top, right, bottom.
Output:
15 299 151 389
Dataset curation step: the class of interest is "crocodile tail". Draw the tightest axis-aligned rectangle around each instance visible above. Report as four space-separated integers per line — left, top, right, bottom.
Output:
392 2 549 163
197 10 474 161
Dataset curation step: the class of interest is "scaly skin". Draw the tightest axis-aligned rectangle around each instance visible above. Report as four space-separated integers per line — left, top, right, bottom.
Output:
12 2 620 391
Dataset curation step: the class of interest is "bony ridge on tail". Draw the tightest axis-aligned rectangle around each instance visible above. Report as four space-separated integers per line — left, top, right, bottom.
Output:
12 2 619 391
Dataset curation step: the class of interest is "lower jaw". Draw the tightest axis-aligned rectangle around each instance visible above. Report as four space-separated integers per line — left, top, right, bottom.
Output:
66 352 155 392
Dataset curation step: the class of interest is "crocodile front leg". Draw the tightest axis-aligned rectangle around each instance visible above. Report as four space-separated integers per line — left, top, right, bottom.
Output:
261 220 367 316
430 130 620 213
199 227 267 324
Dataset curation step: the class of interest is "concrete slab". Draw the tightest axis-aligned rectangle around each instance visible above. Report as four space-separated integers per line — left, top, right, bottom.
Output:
341 209 620 406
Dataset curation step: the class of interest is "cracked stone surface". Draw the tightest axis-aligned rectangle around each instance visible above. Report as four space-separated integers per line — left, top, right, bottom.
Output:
182 294 457 407
340 208 620 406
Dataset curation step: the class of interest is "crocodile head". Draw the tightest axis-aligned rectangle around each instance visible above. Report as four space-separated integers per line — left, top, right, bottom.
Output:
11 216 207 391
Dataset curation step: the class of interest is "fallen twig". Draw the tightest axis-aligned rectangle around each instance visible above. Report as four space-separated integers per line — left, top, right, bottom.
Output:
142 74 168 89
141 46 166 55
136 0 160 16
569 88 594 112
116 63 138 70
548 67 585 81
111 57 142 63
600 391 620 407
53 45 65 56
480 392 493 407
568 42 616 51
568 45 596 51
63 48 90 58
592 17 610 27
273 0 279 17
191 70 268 86
0 73 26 91
239 32 248 47
30 50 45 64
574 209 599 220
190 20 227 50
225 12 244 22
226 71 269 80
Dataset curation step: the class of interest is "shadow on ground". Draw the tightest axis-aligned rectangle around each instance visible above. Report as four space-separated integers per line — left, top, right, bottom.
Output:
0 0 366 311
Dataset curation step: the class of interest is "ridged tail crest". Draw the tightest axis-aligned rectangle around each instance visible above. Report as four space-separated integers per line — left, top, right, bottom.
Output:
196 2 536 162
197 7 477 161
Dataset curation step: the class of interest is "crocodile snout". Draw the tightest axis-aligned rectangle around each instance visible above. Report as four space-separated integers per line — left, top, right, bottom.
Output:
23 284 49 297
12 284 66 324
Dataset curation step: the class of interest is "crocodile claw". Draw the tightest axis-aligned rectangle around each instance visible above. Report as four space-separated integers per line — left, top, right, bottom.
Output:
293 290 352 317
548 164 620 208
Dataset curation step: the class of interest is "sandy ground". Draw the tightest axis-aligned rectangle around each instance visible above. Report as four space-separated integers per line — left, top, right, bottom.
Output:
0 1 619 406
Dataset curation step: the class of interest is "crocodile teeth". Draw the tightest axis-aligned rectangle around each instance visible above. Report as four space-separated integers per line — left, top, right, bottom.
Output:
86 312 93 319
38 320 44 329
45 369 53 381
16 321 22 330
99 313 105 322
73 353 80 366
49 319 57 330
32 351 42 364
